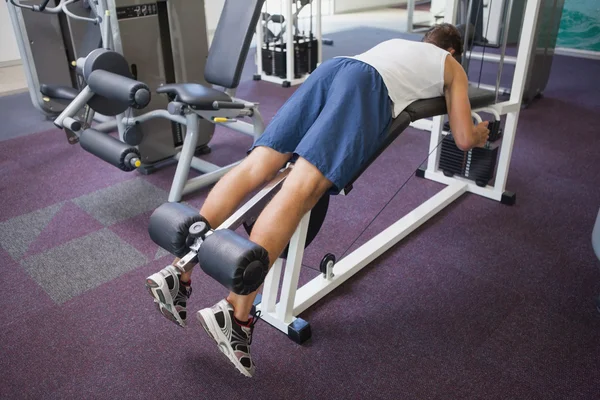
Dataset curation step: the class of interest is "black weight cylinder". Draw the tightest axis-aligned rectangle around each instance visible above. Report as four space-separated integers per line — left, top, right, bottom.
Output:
79 129 140 172
148 203 208 258
198 230 269 295
87 70 151 109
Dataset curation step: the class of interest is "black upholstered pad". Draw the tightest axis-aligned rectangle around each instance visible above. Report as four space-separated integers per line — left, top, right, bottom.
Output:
205 0 265 89
40 84 79 101
156 83 232 109
405 86 496 122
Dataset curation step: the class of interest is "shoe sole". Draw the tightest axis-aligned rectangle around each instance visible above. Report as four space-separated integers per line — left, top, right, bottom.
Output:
145 271 186 328
197 309 253 378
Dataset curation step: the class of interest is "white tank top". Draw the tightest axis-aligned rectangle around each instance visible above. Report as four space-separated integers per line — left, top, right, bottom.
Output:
348 39 450 118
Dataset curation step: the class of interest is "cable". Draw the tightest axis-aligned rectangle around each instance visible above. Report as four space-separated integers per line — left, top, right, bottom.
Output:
336 133 447 261
465 0 484 77
298 132 447 275
477 0 493 88
303 264 320 273
462 0 475 73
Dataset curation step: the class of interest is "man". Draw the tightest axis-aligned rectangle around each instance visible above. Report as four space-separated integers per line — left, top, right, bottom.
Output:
146 23 490 377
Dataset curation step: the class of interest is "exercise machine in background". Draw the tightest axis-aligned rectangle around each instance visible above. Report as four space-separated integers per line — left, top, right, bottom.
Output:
457 0 564 105
6 0 106 116
53 0 267 203
7 0 216 171
407 0 486 35
254 0 332 87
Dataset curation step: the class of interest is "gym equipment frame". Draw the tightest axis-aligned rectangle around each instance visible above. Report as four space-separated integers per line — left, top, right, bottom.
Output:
231 0 541 342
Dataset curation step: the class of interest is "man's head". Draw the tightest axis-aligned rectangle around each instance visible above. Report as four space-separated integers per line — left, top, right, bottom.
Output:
422 23 464 61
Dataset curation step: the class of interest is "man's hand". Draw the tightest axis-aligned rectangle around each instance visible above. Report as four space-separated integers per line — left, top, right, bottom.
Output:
473 121 490 148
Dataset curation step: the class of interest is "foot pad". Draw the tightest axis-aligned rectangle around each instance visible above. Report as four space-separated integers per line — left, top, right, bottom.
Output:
288 318 311 344
501 191 516 206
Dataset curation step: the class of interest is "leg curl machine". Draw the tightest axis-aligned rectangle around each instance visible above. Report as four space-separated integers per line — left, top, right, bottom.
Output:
146 0 543 343
53 0 267 202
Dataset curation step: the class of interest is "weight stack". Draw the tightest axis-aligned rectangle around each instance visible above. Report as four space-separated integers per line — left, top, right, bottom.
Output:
438 135 499 187
262 35 318 79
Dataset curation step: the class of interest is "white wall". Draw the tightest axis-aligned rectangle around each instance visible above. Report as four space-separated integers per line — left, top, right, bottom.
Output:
0 0 21 64
430 0 446 16
205 0 225 36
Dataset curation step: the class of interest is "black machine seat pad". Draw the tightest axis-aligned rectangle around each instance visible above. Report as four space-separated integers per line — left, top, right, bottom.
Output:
156 83 232 109
405 86 496 122
40 84 79 102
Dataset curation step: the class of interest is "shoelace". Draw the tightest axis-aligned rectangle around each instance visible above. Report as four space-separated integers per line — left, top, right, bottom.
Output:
246 310 262 345
175 285 191 303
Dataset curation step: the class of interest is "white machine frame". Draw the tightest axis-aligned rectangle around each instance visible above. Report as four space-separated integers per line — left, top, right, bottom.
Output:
255 0 323 87
232 0 542 340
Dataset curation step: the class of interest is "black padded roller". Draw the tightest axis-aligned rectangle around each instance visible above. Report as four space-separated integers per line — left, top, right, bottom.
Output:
87 70 151 109
198 230 269 295
79 129 140 172
148 202 207 258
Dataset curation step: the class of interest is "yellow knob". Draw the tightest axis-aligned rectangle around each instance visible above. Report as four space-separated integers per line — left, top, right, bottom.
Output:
42 97 50 102
71 61 76 66
213 117 228 123
134 160 141 168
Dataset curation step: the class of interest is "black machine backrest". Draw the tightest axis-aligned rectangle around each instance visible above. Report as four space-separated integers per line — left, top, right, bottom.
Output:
205 0 265 89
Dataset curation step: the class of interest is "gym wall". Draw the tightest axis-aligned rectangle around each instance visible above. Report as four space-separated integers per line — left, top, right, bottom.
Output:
0 0 21 65
205 0 225 43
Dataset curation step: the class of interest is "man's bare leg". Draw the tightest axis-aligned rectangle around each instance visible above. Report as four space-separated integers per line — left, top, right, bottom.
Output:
178 146 291 282
226 157 333 321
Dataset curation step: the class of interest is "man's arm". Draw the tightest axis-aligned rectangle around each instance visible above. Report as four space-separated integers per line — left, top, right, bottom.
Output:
443 56 489 151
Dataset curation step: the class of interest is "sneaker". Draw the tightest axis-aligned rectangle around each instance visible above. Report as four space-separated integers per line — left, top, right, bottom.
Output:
197 299 260 377
145 265 192 328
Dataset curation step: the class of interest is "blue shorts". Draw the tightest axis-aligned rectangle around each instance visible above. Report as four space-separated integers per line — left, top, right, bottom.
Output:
250 57 393 193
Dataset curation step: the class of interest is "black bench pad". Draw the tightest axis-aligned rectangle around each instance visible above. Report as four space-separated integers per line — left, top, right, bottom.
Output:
405 86 496 122
156 83 232 109
40 84 79 102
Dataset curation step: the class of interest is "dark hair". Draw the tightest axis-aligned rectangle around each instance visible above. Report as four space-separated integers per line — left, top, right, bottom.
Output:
422 23 464 60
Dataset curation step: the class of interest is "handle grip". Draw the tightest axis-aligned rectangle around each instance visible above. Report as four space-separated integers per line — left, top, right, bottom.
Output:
212 101 245 110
